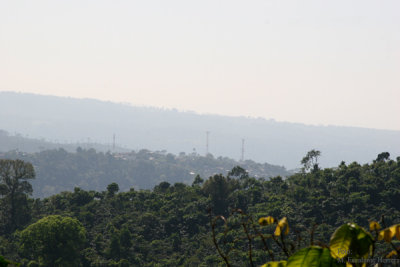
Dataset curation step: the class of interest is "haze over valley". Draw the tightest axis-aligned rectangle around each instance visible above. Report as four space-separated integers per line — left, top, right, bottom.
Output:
1 92 399 170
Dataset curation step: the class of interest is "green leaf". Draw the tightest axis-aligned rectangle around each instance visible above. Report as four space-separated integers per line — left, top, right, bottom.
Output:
286 246 345 267
261 261 287 267
355 225 374 258
330 223 355 259
330 223 373 259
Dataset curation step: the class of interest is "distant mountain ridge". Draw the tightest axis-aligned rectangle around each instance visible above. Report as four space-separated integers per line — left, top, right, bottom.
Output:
1 91 399 168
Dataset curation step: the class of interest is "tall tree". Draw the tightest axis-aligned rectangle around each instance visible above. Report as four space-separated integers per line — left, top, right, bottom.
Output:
19 215 86 266
376 152 390 162
202 174 239 215
0 159 35 233
301 149 321 172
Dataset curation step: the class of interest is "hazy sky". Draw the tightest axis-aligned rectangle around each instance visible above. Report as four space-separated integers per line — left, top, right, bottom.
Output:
1 0 399 130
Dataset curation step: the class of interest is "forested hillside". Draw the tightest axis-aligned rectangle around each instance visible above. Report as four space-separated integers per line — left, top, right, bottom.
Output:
0 153 399 266
0 148 289 198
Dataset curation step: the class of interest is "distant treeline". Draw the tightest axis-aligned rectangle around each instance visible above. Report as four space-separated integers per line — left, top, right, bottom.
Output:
0 148 290 198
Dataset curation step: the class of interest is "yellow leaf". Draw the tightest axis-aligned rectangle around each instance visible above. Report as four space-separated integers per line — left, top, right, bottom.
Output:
274 217 289 236
278 217 288 227
386 250 397 258
259 216 275 226
275 225 282 236
378 228 393 243
285 224 290 235
369 221 381 231
390 224 400 240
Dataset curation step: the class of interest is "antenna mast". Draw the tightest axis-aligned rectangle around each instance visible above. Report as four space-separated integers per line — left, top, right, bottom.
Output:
113 134 115 151
206 131 209 156
241 138 245 161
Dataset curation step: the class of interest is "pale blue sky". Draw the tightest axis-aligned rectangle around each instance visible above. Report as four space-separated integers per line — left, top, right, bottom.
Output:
1 0 399 130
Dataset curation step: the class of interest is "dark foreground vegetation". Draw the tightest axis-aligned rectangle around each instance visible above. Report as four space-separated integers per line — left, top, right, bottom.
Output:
0 152 399 266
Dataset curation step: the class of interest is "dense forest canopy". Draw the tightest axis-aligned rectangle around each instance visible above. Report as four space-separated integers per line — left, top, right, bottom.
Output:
0 152 399 266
